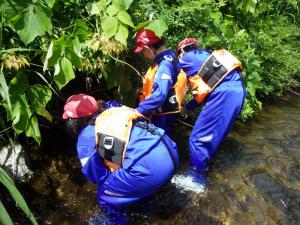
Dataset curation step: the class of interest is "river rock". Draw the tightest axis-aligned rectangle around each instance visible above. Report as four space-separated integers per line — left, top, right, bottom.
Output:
0 144 33 182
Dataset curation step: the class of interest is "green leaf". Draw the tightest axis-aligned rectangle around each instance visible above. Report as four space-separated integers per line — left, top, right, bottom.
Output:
117 10 134 27
10 94 32 134
67 37 82 68
27 84 52 122
86 2 100 15
107 4 119 16
54 57 75 90
42 0 56 8
243 0 258 14
25 116 41 144
43 41 63 70
0 200 14 225
73 19 91 42
9 72 30 95
44 36 82 71
112 0 125 10
135 21 150 31
124 0 133 10
145 19 168 36
101 16 119 38
11 3 52 45
0 71 12 116
0 168 38 225
115 23 128 46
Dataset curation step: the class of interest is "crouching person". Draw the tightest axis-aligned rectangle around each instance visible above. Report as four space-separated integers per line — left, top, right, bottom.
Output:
62 94 179 224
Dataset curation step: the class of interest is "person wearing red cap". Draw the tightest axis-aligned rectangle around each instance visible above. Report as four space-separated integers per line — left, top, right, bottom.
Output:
176 38 246 182
135 28 184 134
62 94 178 223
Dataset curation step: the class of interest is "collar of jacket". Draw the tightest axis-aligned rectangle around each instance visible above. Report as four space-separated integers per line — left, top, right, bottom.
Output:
154 49 175 64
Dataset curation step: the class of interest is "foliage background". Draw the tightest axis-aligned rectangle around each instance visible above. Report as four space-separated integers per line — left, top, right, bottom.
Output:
0 0 300 144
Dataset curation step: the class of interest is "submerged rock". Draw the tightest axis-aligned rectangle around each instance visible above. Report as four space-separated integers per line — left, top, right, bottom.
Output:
0 144 33 182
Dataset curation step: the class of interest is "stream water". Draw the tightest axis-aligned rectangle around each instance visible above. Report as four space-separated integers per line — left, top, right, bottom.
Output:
3 93 300 225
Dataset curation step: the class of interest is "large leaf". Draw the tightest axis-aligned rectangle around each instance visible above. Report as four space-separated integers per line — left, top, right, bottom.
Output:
25 116 41 143
117 10 134 27
54 57 75 90
44 36 82 71
73 19 91 42
242 0 258 14
124 0 134 10
6 1 52 45
9 72 30 95
43 41 62 70
0 168 38 225
107 4 119 16
101 16 119 38
86 0 106 15
145 19 168 36
41 0 56 8
112 0 125 10
0 200 14 225
115 23 128 46
27 84 52 122
135 21 150 31
10 94 32 134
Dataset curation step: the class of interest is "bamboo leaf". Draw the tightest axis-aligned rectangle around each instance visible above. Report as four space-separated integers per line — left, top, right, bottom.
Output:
0 168 38 225
0 200 14 225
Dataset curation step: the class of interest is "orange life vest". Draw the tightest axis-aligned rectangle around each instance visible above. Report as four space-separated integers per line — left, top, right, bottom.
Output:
139 65 187 114
189 49 242 103
95 106 146 172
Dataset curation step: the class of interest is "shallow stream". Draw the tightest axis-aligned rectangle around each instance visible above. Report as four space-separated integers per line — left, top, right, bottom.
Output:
3 93 300 225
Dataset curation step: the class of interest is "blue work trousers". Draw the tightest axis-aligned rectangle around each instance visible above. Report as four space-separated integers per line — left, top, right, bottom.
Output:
189 79 246 172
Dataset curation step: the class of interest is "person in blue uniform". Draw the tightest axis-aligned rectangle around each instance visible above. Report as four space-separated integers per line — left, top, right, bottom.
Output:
135 28 180 134
176 38 246 180
62 94 179 224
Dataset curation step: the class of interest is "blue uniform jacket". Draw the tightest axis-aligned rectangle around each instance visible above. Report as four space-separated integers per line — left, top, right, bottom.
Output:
76 102 179 209
136 49 177 115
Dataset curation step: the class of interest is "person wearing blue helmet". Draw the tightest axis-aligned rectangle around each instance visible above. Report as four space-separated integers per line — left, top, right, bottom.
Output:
135 28 187 135
176 38 246 180
62 94 179 224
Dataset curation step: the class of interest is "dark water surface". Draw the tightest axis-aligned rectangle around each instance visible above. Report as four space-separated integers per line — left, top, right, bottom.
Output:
5 94 300 225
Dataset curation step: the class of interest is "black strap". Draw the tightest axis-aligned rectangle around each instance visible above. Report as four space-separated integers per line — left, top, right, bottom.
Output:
135 122 177 171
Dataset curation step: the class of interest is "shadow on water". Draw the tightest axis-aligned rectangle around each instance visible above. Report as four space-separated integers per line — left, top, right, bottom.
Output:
2 93 300 225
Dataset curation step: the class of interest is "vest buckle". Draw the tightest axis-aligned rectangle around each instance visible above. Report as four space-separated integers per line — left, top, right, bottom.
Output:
103 136 114 150
169 95 178 104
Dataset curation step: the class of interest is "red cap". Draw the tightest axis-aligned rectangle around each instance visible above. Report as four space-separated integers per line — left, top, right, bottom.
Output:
177 38 199 54
135 28 161 53
62 94 98 119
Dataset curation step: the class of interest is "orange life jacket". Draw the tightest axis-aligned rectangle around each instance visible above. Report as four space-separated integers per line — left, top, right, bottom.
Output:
139 65 187 114
95 106 146 172
189 49 242 103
